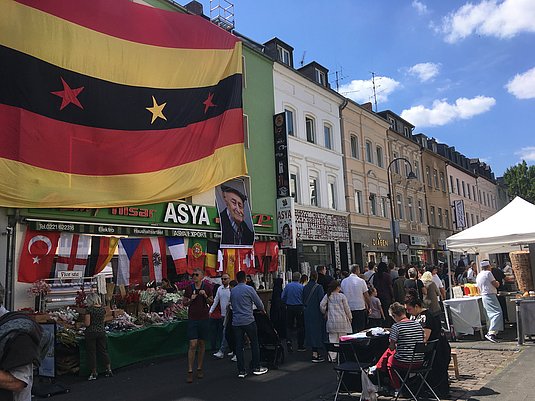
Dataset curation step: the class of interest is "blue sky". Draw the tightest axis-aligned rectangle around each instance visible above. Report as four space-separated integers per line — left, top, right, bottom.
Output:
199 0 535 176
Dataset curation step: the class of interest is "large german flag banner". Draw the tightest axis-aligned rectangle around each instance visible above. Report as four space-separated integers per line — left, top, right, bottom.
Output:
0 0 246 208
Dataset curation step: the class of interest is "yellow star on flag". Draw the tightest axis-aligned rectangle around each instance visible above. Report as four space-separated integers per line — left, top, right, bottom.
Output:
146 96 167 124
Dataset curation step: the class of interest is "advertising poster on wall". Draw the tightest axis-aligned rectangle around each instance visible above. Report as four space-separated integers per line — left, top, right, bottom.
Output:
277 197 296 249
216 178 255 248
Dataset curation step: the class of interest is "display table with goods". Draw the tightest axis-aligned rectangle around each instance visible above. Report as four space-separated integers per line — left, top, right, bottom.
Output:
443 296 486 338
26 284 190 376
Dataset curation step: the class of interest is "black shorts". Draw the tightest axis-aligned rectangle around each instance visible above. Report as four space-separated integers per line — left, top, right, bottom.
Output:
187 319 210 341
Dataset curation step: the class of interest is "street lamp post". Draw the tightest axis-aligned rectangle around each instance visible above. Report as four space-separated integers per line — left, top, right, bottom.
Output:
387 157 417 265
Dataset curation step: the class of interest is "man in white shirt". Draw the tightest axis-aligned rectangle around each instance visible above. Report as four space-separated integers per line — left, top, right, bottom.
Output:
427 266 446 300
210 274 232 358
476 260 503 343
341 264 370 333
363 261 376 282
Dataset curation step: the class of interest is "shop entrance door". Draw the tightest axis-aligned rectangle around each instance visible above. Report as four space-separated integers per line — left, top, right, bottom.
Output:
339 242 349 272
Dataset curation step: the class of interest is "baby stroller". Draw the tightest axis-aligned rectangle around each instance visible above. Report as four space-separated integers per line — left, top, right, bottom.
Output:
254 310 285 369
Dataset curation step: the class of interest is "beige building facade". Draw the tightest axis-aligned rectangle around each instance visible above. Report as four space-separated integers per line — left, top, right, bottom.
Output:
341 101 393 268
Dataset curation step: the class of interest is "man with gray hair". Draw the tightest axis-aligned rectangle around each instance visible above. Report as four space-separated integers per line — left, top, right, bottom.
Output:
281 272 305 352
476 260 503 343
341 264 370 333
0 282 43 401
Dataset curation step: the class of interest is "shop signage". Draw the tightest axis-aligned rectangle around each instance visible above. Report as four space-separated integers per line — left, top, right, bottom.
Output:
58 271 83 279
273 112 290 198
28 220 280 242
295 210 349 242
277 197 296 249
398 243 409 252
453 200 466 229
410 235 428 247
371 233 388 247
21 202 275 233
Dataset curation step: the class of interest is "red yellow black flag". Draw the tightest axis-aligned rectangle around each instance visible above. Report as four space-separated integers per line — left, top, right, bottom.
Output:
0 0 246 207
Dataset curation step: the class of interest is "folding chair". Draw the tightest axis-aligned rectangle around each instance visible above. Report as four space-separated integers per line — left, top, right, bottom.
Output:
332 339 372 401
393 339 440 401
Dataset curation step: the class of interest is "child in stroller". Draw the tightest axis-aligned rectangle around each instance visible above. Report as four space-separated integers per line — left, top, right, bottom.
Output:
253 310 285 369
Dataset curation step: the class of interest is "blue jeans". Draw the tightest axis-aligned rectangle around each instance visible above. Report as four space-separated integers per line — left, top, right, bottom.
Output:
233 322 260 373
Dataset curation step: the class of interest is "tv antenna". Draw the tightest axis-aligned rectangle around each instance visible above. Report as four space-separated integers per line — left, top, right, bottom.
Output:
371 71 378 112
300 51 307 67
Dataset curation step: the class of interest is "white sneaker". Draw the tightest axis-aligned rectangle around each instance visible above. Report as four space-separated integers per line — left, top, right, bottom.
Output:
253 367 268 376
227 352 234 356
213 351 224 359
231 355 237 362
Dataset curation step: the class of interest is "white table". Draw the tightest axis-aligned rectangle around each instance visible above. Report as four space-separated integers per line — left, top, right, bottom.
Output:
443 296 486 338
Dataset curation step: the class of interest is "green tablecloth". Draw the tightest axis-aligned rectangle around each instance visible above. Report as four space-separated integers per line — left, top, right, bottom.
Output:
79 320 189 375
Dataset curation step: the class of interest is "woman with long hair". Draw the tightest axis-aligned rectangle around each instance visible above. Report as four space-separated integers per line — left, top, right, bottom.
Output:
320 280 352 361
372 262 394 325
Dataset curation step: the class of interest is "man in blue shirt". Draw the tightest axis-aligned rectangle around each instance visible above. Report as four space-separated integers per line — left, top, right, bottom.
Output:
282 272 305 352
230 271 268 378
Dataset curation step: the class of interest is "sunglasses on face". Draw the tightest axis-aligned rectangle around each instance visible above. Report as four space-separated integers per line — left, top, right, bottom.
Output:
222 278 229 280
192 273 200 277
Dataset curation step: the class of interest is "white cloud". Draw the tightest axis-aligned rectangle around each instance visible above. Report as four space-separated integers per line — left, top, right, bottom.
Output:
516 146 535 161
506 67 535 99
400 96 496 127
412 0 429 15
441 0 535 43
408 62 440 82
338 76 401 104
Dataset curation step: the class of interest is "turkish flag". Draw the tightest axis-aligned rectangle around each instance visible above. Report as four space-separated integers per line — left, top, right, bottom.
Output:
18 229 60 283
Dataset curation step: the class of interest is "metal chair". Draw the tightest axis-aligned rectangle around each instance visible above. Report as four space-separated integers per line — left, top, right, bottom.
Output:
393 339 440 401
332 339 372 401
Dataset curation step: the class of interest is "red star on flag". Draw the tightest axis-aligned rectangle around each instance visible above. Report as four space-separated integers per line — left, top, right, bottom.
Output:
203 92 216 113
51 77 85 110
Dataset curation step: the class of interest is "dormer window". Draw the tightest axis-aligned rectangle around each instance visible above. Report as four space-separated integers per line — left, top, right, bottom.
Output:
388 117 396 131
315 68 326 86
404 126 410 137
277 45 290 65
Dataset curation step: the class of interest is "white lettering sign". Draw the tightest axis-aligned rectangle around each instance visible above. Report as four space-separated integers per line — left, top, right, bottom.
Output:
164 203 210 226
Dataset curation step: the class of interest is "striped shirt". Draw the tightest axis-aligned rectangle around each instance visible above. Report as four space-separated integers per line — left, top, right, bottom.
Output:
390 319 424 363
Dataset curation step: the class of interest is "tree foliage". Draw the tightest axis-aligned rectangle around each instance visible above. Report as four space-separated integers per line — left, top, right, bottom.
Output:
503 160 535 204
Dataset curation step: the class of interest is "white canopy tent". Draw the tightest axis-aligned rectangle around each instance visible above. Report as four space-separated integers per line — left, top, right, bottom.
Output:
446 196 535 254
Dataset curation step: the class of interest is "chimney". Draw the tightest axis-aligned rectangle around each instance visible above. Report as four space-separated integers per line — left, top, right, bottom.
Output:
361 102 373 112
185 1 203 16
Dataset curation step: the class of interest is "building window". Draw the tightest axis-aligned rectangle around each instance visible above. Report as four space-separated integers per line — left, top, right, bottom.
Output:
476 215 480 224
473 186 477 201
290 173 299 204
328 182 336 209
466 212 470 227
467 185 471 199
433 169 439 189
478 190 481 203
430 206 436 226
445 209 450 229
404 126 410 137
456 178 461 195
393 152 400 174
376 146 384 167
309 177 318 206
413 161 420 180
408 197 414 222
440 172 446 192
471 213 475 226
284 108 295 136
438 207 443 227
418 200 425 223
365 141 373 163
355 190 363 214
370 193 377 216
243 114 249 149
381 197 388 218
324 124 332 150
388 118 396 130
449 175 454 193
426 166 432 187
277 45 290 65
350 135 359 159
305 116 315 143
487 193 490 207
462 181 466 197
396 194 404 220
315 68 326 86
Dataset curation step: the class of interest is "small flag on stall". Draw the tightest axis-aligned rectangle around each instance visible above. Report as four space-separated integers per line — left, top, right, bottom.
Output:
238 248 256 275
204 241 219 277
18 229 60 283
223 249 236 280
145 237 167 283
253 242 267 271
117 238 143 286
166 237 187 275
187 239 206 274
55 233 91 275
86 236 119 276
267 242 280 272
